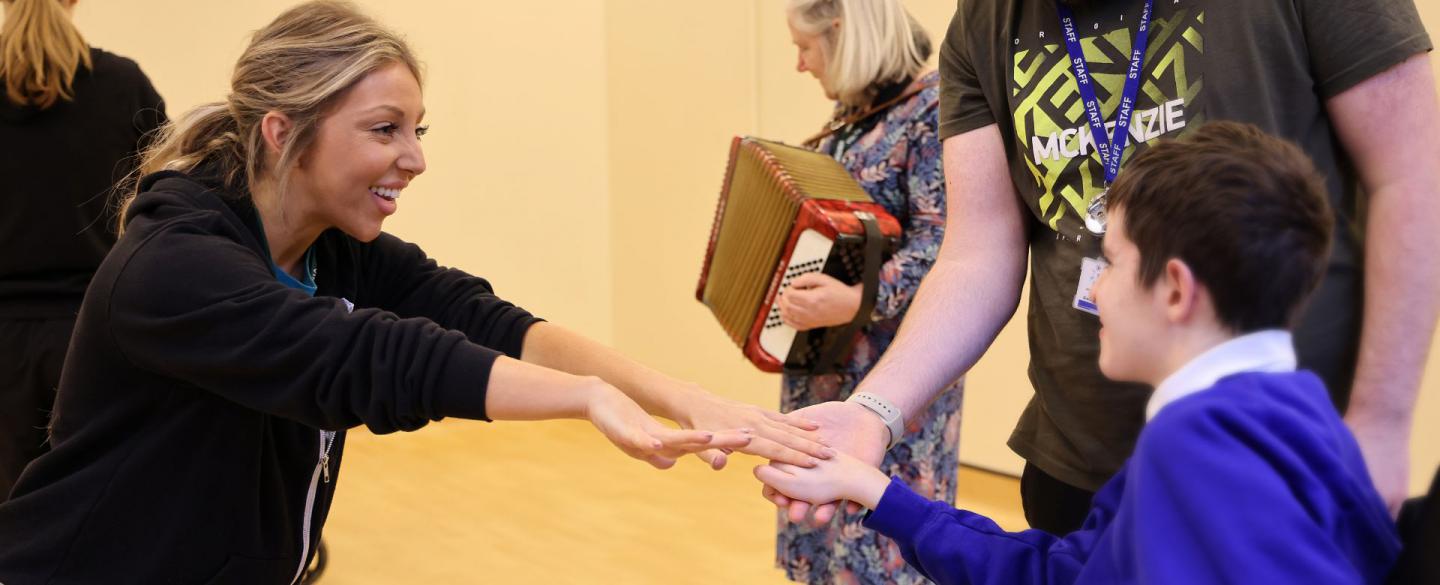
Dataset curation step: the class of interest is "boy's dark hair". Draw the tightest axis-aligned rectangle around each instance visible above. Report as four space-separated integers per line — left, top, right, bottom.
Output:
1105 121 1333 333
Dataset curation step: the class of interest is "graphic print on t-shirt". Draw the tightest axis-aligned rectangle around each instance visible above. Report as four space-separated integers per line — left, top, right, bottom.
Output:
1011 8 1204 233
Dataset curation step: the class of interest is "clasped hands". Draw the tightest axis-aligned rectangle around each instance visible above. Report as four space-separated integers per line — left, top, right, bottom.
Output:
594 383 891 524
586 380 889 523
752 399 893 524
584 378 840 471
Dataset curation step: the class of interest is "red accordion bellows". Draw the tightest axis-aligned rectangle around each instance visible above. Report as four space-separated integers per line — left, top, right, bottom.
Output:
697 136 901 373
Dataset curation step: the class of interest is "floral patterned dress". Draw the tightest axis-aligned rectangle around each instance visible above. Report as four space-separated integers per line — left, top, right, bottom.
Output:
776 71 964 585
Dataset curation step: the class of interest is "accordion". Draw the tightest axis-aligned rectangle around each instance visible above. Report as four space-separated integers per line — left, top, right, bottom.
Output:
697 136 901 374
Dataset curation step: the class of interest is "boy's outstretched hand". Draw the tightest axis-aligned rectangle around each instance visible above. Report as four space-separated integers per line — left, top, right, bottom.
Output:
754 451 892 512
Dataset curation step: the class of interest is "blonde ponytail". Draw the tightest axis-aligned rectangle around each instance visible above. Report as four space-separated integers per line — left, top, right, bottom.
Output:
0 0 91 109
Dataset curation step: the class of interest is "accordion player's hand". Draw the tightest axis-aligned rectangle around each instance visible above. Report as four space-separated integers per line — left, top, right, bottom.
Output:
778 273 865 331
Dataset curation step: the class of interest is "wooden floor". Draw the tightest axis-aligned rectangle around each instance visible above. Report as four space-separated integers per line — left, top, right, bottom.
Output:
317 420 1026 584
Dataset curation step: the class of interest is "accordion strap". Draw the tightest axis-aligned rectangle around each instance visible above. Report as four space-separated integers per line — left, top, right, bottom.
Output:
802 75 935 149
815 212 885 373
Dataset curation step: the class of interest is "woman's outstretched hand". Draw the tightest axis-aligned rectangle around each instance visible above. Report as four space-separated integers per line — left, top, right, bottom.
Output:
584 381 754 469
671 387 835 470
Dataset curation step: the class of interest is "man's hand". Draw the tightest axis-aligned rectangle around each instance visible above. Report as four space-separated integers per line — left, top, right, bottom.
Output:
761 400 888 525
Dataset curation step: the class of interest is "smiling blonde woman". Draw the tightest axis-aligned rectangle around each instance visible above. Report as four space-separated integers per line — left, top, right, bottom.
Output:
0 2 831 582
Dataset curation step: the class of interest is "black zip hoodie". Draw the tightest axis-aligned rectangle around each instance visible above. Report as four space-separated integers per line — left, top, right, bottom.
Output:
0 171 539 584
0 47 166 319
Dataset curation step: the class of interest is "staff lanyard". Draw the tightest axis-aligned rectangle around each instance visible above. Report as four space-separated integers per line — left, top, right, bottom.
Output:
1058 0 1152 186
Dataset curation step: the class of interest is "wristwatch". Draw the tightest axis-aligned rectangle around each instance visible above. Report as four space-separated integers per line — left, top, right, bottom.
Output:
847 392 904 451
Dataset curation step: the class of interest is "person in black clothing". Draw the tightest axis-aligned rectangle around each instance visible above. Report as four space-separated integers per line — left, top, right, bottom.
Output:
0 2 833 583
0 0 166 500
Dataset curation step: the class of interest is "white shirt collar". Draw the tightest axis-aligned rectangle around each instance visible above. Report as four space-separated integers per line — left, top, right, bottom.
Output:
1145 330 1296 421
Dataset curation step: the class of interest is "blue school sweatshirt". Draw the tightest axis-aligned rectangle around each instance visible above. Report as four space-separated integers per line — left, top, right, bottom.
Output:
863 370 1399 585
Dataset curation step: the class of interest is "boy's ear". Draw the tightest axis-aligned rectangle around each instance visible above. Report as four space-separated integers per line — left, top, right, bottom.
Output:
1162 258 1201 324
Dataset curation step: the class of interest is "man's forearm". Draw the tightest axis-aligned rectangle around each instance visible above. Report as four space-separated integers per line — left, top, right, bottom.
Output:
1326 55 1440 432
856 248 1025 420
1347 180 1440 429
1321 53 1440 506
854 124 1030 422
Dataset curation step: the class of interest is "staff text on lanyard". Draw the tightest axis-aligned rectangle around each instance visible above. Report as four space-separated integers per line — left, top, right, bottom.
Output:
1058 0 1153 234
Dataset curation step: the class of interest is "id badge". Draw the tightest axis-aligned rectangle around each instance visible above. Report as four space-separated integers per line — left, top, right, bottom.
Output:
1072 257 1108 316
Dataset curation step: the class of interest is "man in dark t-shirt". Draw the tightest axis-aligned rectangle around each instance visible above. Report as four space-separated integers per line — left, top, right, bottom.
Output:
765 0 1440 535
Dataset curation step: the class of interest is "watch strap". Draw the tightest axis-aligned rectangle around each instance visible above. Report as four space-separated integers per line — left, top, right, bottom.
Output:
847 392 904 450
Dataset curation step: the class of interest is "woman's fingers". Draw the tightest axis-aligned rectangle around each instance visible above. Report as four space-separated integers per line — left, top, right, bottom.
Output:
778 294 815 331
789 272 832 289
696 448 729 470
777 297 801 330
704 429 756 451
781 289 814 314
760 408 821 431
643 453 677 470
648 427 714 448
756 419 832 458
733 436 820 468
636 427 755 469
767 461 805 475
611 430 674 469
754 408 825 441
649 428 751 461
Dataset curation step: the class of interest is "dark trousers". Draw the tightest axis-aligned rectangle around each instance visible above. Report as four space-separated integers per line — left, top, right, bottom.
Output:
1390 466 1440 584
0 318 73 501
1020 461 1096 535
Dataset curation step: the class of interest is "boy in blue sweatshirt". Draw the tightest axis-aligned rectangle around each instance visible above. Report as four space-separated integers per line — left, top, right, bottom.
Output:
755 121 1400 585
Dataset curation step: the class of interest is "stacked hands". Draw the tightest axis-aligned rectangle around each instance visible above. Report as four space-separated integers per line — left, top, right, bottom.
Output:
579 376 888 522
569 269 890 521
578 378 839 471
756 400 890 523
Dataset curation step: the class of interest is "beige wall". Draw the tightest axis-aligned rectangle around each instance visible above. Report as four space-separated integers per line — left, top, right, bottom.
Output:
607 1 772 401
43 0 1440 494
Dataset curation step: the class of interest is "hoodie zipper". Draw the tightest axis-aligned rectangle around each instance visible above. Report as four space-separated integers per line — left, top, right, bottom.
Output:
291 429 337 585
